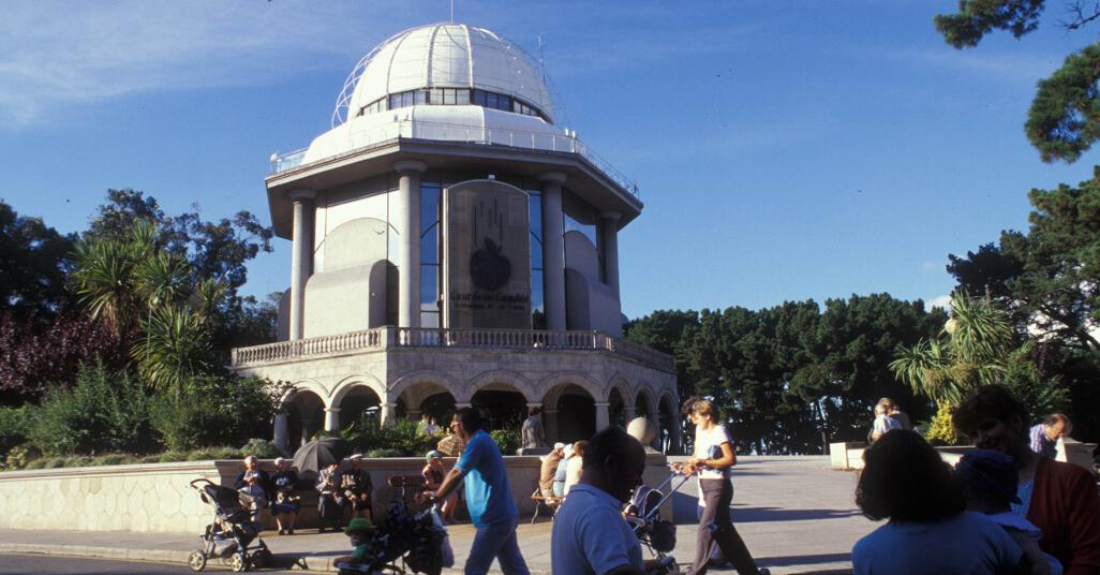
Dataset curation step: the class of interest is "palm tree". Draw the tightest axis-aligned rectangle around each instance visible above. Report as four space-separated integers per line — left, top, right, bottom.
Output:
889 291 1011 404
132 305 213 397
72 219 223 396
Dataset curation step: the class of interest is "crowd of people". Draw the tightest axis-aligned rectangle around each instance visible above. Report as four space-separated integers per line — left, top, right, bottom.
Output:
227 384 1097 575
853 385 1100 575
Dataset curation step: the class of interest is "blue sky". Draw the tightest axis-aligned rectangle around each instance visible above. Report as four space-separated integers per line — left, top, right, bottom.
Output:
2 0 1097 319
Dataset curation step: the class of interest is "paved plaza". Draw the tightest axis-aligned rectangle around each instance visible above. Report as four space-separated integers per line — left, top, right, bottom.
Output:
0 456 874 574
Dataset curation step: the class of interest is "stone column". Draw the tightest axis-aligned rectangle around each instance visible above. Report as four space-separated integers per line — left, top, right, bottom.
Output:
394 161 428 328
324 407 341 432
624 406 637 422
600 211 621 294
539 172 567 331
380 402 399 427
288 189 317 340
273 413 289 452
595 401 610 431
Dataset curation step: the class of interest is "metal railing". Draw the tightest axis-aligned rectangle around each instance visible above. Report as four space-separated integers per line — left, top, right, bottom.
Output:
268 119 640 199
231 326 673 372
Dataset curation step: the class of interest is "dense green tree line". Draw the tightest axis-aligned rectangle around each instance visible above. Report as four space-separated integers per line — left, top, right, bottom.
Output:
627 296 945 454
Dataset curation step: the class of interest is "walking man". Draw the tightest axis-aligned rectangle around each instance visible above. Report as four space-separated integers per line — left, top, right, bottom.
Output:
551 427 647 575
421 408 530 575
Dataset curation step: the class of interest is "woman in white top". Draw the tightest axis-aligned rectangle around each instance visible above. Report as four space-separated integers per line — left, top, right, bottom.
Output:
563 440 587 496
678 399 767 575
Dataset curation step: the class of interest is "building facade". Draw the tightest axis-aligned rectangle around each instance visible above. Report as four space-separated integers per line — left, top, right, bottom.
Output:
230 23 679 451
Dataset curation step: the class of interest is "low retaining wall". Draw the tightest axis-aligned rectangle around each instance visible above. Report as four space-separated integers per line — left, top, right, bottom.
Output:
829 439 1097 475
0 454 670 534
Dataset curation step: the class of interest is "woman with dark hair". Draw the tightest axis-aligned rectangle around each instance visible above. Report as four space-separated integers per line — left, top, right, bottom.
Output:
953 385 1100 575
852 429 1023 574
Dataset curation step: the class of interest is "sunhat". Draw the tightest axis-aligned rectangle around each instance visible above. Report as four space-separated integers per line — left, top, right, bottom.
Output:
955 449 1022 504
345 517 374 534
553 442 565 450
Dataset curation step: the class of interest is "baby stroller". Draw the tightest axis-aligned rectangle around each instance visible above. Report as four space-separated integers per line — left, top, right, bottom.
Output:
187 478 272 572
335 498 453 575
624 471 691 575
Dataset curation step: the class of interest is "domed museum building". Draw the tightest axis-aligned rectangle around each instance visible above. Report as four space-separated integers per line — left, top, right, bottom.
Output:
231 23 680 452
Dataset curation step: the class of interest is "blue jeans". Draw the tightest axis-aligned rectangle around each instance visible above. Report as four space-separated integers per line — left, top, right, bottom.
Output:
465 517 530 575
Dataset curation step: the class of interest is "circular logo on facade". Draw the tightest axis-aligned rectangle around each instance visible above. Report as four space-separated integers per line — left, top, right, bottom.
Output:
470 238 512 291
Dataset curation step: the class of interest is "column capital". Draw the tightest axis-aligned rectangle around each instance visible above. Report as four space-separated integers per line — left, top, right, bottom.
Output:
393 160 428 175
601 211 622 222
594 401 611 408
526 402 544 409
325 407 341 413
288 189 316 202
537 171 567 185
455 402 473 409
384 402 399 409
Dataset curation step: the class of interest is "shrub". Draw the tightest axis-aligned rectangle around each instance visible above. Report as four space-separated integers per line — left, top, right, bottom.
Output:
346 418 440 457
367 448 403 458
28 363 155 456
4 445 38 469
240 438 281 459
0 406 32 459
490 429 521 455
924 402 961 446
150 375 282 451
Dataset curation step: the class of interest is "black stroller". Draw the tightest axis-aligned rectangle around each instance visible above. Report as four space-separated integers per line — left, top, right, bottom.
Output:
187 478 272 572
624 471 691 575
335 497 452 575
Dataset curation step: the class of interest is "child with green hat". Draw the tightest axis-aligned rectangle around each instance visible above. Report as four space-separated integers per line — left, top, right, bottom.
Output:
336 517 375 566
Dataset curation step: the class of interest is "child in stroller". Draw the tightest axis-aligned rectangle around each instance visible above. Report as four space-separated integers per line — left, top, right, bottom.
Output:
187 478 271 573
623 471 690 575
334 498 453 575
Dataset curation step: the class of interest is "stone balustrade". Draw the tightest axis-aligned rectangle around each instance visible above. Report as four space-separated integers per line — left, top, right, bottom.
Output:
232 327 675 373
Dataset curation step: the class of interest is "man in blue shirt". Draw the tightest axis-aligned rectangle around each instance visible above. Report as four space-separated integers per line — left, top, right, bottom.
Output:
1029 413 1071 460
552 427 648 575
422 408 530 575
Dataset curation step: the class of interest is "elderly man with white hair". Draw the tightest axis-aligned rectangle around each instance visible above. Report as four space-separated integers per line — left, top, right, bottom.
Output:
539 442 566 499
234 455 270 523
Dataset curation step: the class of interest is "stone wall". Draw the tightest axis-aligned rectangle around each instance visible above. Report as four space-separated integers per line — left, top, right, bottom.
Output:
0 454 670 533
0 460 234 533
829 439 1097 475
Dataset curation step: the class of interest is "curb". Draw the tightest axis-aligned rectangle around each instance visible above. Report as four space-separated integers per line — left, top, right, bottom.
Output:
0 544 554 574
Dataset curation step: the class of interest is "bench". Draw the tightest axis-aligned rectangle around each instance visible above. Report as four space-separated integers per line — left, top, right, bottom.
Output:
530 487 562 523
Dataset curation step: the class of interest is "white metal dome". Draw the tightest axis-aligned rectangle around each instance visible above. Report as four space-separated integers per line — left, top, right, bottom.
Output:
332 23 554 126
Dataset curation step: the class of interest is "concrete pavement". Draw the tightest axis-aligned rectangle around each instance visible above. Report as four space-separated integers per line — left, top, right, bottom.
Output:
0 456 873 574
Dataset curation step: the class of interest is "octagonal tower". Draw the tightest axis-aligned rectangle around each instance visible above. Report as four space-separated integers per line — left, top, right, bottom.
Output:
232 23 678 453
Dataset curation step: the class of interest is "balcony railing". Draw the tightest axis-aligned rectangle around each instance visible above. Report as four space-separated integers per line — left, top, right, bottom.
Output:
231 327 674 373
268 119 640 199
